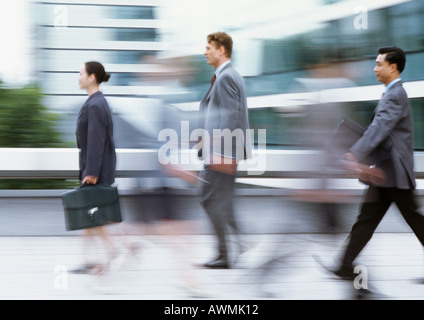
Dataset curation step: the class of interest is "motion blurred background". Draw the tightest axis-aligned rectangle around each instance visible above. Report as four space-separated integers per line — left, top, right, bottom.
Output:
0 2 424 301
0 0 423 191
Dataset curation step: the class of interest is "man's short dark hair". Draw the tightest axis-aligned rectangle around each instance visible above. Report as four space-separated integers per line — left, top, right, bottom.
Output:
378 46 406 73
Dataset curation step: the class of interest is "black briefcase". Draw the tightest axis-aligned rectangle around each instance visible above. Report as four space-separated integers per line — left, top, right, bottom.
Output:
331 118 392 165
61 185 122 231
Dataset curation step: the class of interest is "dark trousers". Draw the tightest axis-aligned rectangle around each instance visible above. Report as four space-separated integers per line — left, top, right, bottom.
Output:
341 186 424 269
200 167 238 259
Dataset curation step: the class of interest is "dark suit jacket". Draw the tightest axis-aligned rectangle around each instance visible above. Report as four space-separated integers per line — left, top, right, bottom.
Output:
199 62 251 162
76 91 116 185
350 81 415 189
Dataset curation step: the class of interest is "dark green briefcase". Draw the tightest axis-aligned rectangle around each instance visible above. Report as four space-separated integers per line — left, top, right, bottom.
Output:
61 185 122 231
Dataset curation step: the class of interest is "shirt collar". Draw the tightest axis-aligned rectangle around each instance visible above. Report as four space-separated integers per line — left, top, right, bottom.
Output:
214 60 231 78
385 78 401 92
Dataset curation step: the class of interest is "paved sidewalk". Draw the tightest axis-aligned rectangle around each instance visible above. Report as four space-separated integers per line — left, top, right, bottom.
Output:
0 232 424 300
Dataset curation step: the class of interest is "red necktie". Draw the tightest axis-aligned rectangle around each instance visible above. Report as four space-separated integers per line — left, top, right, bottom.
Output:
211 74 216 86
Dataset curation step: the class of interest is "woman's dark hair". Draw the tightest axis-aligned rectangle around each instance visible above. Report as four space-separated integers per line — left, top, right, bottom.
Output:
378 46 406 73
85 61 111 84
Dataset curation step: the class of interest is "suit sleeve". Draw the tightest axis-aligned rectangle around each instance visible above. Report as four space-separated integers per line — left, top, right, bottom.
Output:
350 94 401 161
216 74 240 131
85 104 107 178
214 73 243 158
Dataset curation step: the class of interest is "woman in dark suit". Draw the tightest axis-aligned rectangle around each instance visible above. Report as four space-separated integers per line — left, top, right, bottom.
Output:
77 62 115 186
74 61 118 274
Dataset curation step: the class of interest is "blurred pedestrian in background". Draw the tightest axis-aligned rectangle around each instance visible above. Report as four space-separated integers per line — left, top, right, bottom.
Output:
292 56 360 234
197 32 251 269
108 55 210 296
155 162 210 297
328 47 424 282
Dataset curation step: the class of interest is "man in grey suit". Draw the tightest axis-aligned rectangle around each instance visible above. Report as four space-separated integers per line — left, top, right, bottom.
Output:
198 32 251 269
333 47 424 280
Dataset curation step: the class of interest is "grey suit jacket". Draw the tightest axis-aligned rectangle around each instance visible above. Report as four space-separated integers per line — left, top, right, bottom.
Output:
199 63 251 162
76 91 116 185
350 81 415 189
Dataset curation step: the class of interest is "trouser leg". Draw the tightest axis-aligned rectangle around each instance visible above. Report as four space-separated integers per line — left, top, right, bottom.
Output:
340 186 391 269
393 188 424 246
201 167 237 259
202 203 228 258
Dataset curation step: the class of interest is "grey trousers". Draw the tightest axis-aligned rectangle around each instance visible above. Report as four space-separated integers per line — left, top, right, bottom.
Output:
200 167 239 259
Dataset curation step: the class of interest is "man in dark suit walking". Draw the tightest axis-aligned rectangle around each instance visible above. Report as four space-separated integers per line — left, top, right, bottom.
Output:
333 47 424 279
198 32 251 269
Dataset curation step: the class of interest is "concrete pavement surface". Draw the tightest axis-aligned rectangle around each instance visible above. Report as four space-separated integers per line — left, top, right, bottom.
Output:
0 193 424 300
0 233 423 300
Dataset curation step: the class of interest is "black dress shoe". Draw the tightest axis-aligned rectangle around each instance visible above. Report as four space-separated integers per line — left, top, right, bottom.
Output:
333 266 355 281
355 288 374 300
203 259 230 269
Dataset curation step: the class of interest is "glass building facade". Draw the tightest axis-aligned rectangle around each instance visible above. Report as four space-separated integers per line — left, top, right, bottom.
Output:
32 0 424 150
32 0 170 147
179 0 424 150
243 0 424 149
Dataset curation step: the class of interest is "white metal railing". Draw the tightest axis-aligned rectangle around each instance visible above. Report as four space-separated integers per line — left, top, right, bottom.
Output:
1 148 424 178
0 148 329 179
1 148 424 196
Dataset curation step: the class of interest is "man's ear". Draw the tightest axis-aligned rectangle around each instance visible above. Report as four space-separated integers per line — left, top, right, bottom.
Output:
218 45 226 57
390 63 398 74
